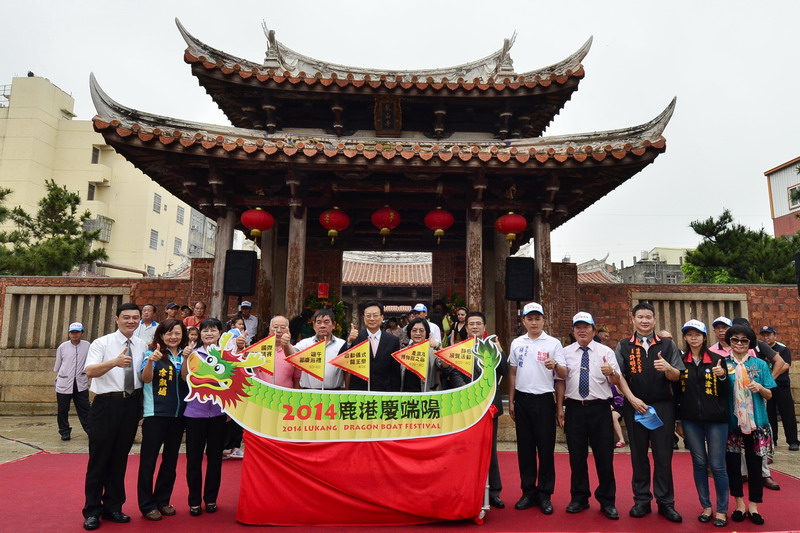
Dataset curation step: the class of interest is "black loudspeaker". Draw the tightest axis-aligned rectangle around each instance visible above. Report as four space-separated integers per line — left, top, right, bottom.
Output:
223 250 257 296
795 253 800 297
505 257 536 301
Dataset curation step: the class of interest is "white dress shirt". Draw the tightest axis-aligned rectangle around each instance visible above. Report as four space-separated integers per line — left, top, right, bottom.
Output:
85 330 146 394
561 340 620 401
293 335 346 389
509 331 565 394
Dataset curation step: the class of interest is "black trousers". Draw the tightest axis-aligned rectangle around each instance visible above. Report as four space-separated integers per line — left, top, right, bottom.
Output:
82 392 140 518
514 391 556 500
767 386 799 446
564 399 616 506
185 415 227 507
726 433 764 503
56 382 90 437
489 414 502 497
137 416 185 513
622 399 675 506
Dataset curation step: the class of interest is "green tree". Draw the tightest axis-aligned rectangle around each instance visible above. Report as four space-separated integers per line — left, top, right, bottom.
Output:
0 180 107 275
682 209 799 283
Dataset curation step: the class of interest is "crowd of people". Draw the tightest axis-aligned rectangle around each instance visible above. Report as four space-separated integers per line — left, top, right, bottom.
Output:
52 298 797 530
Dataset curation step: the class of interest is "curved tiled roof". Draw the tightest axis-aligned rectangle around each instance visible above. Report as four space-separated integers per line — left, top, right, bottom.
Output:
341 260 431 287
176 18 591 92
90 74 674 167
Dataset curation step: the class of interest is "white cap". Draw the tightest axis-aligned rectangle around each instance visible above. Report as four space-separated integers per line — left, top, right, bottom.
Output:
681 319 707 335
412 303 428 312
522 302 544 316
68 322 84 332
711 316 732 327
240 301 252 308
572 312 594 326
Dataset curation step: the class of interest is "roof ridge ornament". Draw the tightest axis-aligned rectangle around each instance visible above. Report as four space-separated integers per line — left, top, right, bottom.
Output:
492 31 517 77
261 21 296 71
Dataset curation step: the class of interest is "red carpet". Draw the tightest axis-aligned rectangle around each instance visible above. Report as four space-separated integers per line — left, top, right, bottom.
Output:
3 451 799 532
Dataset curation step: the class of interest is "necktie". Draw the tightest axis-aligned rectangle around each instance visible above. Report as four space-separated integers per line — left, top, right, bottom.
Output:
370 335 379 357
641 336 649 352
579 346 590 398
123 339 134 394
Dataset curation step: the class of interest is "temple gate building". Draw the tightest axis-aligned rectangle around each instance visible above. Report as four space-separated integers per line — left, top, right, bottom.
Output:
89 19 674 344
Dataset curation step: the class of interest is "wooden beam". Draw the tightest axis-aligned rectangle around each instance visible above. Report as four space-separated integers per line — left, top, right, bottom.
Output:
494 229 513 350
256 227 275 330
466 205 483 311
210 208 235 320
533 214 553 330
285 206 307 317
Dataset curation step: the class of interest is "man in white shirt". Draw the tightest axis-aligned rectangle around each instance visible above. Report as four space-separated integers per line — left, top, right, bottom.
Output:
556 312 621 520
508 302 567 515
240 301 259 344
293 309 345 390
135 304 158 345
81 302 147 531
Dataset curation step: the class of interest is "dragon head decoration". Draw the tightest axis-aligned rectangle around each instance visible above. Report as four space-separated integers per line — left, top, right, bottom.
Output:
186 332 266 408
473 334 501 373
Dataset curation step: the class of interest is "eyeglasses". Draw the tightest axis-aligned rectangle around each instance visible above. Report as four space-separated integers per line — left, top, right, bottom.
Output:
364 314 382 319
729 337 750 345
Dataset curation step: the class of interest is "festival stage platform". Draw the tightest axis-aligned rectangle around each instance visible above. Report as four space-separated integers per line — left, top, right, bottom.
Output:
2 450 798 532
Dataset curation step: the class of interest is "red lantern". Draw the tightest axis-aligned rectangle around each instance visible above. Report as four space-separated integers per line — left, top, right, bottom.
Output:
424 207 454 244
371 206 401 244
241 207 275 239
495 212 527 247
319 207 350 244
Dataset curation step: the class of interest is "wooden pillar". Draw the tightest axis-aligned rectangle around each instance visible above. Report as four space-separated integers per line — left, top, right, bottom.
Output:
285 206 307 318
494 230 513 349
466 206 483 311
533 214 553 331
210 208 235 320
256 226 275 328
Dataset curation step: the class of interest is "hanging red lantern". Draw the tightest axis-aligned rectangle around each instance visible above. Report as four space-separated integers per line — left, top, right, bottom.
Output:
319 207 350 244
371 206 401 244
495 212 527 247
241 207 275 239
424 207 454 244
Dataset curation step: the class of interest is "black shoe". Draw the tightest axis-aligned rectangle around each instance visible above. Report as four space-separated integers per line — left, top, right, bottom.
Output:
789 443 800 451
189 506 202 516
538 499 553 515
61 434 71 441
601 505 619 520
566 501 589 514
762 476 781 490
713 514 728 527
489 495 505 509
515 495 536 510
731 510 746 522
83 516 100 530
658 505 682 523
101 511 130 523
630 503 652 518
698 511 713 523
749 512 765 525
205 503 217 513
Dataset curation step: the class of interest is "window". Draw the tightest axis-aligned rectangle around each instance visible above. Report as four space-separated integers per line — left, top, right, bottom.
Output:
149 229 158 250
83 215 113 242
789 184 800 210
146 266 155 276
87 183 96 201
666 273 678 284
176 205 185 225
153 193 162 213
91 147 100 164
174 237 183 255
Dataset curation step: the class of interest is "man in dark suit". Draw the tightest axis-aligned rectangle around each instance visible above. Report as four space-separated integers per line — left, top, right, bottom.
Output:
341 301 402 391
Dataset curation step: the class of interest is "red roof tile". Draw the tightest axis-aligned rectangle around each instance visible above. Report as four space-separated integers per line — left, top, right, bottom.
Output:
341 260 431 287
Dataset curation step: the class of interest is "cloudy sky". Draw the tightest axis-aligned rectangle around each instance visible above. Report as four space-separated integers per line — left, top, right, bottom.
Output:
3 1 798 267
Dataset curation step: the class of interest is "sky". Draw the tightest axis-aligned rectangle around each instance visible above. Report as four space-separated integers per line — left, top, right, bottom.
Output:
2 0 798 267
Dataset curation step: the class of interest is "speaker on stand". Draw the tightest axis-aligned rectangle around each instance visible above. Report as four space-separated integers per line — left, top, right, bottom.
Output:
505 257 537 335
223 250 258 296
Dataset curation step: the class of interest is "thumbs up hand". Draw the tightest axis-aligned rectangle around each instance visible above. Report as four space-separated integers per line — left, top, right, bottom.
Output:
600 354 614 376
653 352 672 373
712 358 726 378
347 323 359 344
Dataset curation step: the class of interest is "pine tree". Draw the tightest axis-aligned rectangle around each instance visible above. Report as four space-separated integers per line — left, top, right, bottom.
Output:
0 180 108 275
682 209 799 284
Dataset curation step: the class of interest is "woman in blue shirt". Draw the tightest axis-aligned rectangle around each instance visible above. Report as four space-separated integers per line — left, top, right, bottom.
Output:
724 324 775 525
137 318 188 520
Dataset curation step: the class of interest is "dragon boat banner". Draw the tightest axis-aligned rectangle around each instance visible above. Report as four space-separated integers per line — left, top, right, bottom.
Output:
185 332 500 442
